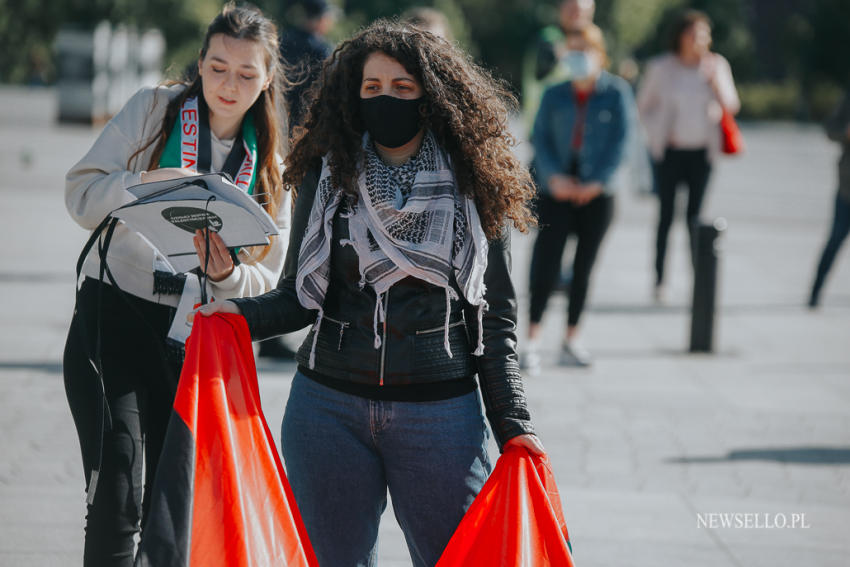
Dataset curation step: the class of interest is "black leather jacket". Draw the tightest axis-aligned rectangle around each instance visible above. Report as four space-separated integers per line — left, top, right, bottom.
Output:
232 168 534 447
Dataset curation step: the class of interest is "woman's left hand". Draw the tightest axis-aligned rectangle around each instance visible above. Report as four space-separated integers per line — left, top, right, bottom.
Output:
504 433 546 456
193 229 235 281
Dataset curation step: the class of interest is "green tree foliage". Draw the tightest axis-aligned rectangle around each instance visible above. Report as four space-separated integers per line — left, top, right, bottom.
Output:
0 0 67 83
0 0 224 83
806 0 850 88
632 0 756 80
2 0 847 121
338 0 473 56
608 0 680 56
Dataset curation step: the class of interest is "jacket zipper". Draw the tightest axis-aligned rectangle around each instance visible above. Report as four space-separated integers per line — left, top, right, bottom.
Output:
323 314 349 327
379 290 389 386
323 315 350 351
415 320 464 335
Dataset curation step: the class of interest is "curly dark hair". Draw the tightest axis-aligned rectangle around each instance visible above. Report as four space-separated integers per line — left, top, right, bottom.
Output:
283 19 536 240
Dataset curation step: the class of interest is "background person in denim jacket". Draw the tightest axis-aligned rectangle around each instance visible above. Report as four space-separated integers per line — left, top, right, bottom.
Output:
524 23 634 370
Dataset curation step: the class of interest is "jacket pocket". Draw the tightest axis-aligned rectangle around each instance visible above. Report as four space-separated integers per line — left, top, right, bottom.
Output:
413 322 477 380
322 315 350 351
296 316 351 368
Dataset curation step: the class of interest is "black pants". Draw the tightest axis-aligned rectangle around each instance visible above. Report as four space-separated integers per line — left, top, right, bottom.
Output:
63 278 181 567
529 193 614 327
655 147 712 285
812 191 850 301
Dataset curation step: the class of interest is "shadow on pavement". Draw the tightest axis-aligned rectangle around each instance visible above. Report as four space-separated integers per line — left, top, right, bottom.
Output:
0 361 63 373
667 446 850 465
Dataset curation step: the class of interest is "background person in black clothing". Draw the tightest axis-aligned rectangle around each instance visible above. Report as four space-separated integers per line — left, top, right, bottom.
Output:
279 0 335 134
809 90 850 308
259 0 335 360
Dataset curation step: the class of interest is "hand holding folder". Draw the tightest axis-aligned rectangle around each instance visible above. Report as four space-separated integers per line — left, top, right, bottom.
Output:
114 173 278 273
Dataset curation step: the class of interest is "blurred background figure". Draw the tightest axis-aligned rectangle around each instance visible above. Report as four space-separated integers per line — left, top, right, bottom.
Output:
524 24 635 371
259 0 336 362
809 89 850 308
521 0 597 295
637 9 740 303
522 0 595 132
402 6 453 41
279 0 336 133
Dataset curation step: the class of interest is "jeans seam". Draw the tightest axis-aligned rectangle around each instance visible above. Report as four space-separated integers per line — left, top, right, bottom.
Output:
369 400 379 443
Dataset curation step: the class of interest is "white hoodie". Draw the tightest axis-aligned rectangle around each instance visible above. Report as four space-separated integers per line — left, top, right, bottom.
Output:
65 85 290 306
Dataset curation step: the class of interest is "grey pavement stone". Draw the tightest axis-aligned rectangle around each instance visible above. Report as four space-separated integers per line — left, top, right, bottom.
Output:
0 553 81 567
571 541 738 567
2 86 850 566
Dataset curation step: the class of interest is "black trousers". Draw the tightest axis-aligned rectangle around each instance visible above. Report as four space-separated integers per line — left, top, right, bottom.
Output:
529 193 614 328
655 147 712 285
63 278 181 567
812 191 850 300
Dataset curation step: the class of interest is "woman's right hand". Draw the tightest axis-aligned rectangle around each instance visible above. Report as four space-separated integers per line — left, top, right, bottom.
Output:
141 167 198 183
188 299 242 323
548 174 579 202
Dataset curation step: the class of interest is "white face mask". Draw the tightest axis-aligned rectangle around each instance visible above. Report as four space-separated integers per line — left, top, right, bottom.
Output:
562 50 599 80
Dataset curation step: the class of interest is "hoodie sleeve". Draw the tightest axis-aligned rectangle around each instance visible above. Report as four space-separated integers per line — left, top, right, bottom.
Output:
65 87 170 230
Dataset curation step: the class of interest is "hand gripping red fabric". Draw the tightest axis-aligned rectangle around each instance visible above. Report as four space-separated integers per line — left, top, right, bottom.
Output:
435 445 575 566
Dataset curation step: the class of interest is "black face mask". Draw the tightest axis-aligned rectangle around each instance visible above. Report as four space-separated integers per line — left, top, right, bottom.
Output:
359 95 425 148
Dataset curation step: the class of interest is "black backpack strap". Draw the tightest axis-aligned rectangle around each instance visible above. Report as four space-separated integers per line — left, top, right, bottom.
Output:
74 214 183 504
72 215 115 504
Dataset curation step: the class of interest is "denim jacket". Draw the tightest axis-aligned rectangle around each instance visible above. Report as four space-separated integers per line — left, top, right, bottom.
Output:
532 71 634 195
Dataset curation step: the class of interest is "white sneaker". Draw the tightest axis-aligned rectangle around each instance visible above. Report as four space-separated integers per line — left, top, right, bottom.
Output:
653 283 667 304
520 348 542 376
559 342 592 367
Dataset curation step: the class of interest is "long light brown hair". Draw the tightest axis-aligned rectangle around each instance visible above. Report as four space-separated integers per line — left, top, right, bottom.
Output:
284 19 536 240
131 3 287 263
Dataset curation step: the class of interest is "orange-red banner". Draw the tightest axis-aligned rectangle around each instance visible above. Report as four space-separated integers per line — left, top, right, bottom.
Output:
137 313 317 567
436 445 575 566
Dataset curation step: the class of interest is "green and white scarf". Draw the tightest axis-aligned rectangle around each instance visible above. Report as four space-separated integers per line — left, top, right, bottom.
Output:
159 95 258 195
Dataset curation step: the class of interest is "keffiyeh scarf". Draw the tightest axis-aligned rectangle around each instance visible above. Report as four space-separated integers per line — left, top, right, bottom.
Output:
296 131 489 368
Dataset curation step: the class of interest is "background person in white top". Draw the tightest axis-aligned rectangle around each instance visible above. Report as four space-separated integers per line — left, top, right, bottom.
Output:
637 9 740 300
62 5 290 566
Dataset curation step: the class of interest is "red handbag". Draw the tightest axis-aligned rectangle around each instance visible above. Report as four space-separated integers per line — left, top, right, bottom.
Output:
720 108 744 154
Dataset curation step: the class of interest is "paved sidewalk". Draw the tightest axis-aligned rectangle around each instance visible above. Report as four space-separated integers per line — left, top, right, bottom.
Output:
1 87 848 566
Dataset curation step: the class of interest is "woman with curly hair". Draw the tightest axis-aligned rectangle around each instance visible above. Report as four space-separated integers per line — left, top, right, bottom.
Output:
199 19 543 567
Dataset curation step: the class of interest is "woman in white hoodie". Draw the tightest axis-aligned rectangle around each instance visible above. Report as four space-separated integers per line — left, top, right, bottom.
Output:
638 10 739 299
62 5 289 565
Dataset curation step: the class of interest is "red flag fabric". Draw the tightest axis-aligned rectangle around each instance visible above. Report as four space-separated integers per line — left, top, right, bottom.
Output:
435 446 575 567
137 313 317 567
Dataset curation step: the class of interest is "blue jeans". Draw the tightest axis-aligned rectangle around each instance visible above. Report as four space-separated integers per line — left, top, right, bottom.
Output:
281 371 492 567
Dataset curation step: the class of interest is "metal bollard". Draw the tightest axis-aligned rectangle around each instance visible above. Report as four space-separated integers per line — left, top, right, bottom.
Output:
689 218 726 353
